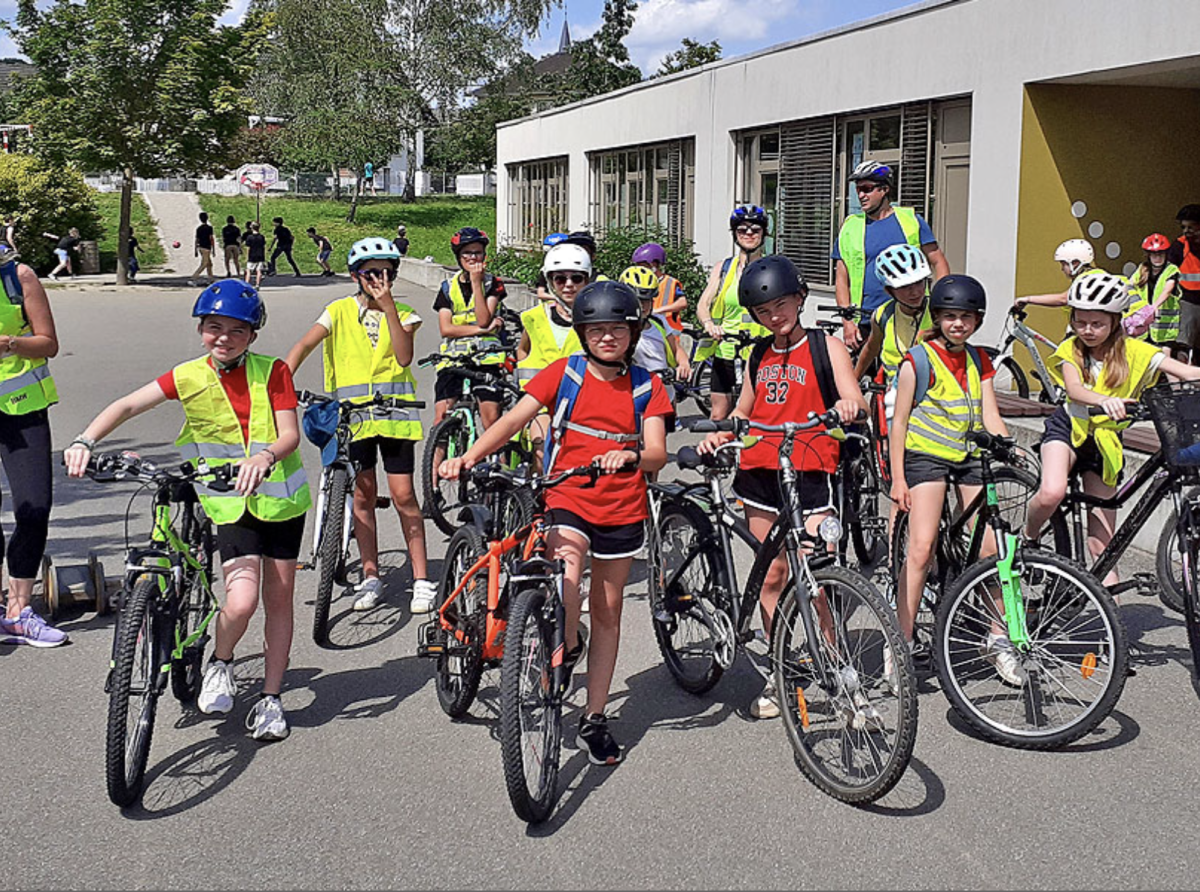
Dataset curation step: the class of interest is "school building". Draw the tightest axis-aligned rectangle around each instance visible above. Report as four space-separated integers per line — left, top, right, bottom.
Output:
495 0 1200 340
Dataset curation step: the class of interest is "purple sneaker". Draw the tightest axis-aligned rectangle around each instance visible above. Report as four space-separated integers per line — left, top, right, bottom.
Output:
0 607 68 648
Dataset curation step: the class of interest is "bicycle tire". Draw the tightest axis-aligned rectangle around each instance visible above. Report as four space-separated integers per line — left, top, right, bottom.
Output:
313 466 352 646
435 525 488 718
847 446 887 567
423 413 478 537
496 485 536 538
106 575 161 807
690 359 712 417
648 499 730 694
773 565 918 804
1180 499 1200 680
935 549 1127 748
171 507 212 702
1154 490 1200 615
499 581 563 824
985 349 1030 400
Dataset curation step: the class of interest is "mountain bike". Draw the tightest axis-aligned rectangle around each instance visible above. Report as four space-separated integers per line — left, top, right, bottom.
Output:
984 306 1064 403
910 431 1128 747
648 413 918 804
80 451 230 807
418 345 531 536
297 389 426 645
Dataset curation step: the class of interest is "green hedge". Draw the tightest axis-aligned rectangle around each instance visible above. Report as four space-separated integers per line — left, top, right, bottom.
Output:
0 155 101 273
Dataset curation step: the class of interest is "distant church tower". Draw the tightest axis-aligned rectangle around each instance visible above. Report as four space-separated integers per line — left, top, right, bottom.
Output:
558 19 572 53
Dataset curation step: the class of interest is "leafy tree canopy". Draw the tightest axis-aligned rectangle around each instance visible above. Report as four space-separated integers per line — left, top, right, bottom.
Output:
656 37 720 76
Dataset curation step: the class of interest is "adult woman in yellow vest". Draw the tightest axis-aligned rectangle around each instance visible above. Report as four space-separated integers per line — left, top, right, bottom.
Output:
1124 233 1182 357
65 281 310 741
631 242 687 332
695 205 772 420
515 242 590 466
1025 273 1200 587
286 238 436 615
889 276 1018 682
433 227 507 429
0 246 66 648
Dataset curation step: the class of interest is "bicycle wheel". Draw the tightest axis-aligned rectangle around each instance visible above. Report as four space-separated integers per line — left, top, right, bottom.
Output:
648 499 730 694
435 525 488 718
690 359 712 417
1179 498 1200 679
496 486 535 538
106 575 162 807
171 508 213 702
935 549 1127 748
313 466 352 646
772 565 918 804
986 350 1029 399
846 445 887 567
423 413 478 537
1154 489 1200 615
499 581 563 824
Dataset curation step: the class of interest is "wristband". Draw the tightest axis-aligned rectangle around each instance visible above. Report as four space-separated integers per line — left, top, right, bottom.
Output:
71 435 96 451
261 447 278 467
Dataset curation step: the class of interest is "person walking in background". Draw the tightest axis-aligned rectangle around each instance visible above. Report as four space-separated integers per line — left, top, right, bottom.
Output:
307 227 334 277
363 161 377 197
244 222 266 288
222 216 243 278
190 212 215 286
267 216 301 277
43 228 81 281
393 225 409 257
2 215 20 253
127 228 144 283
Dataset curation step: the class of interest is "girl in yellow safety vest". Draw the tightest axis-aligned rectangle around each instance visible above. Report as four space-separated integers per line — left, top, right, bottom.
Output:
285 238 436 615
65 281 310 741
1123 233 1182 358
1025 273 1200 587
890 276 1018 681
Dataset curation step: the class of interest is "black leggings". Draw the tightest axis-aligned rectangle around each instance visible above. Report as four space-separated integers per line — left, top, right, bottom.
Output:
269 245 301 275
0 410 52 578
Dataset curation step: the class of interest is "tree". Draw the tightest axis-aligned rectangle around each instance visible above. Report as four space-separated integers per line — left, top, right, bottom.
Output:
656 38 721 76
557 0 641 104
8 0 269 284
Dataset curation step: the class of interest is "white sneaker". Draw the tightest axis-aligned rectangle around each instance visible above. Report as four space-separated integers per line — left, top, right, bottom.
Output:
197 659 235 714
353 576 383 611
983 632 1028 687
750 681 781 719
409 578 438 614
245 695 289 741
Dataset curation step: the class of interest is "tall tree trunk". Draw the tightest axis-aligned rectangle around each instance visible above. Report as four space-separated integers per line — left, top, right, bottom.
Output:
346 169 363 223
331 165 341 201
402 130 417 203
116 168 133 286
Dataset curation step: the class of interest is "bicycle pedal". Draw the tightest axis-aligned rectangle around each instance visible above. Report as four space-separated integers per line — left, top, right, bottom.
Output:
296 561 314 571
416 621 443 658
375 496 391 510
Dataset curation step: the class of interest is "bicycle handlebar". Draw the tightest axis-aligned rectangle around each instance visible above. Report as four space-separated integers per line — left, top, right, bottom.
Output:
689 408 865 437
461 458 637 493
1086 401 1150 421
681 326 758 347
964 430 1024 465
416 343 513 370
79 451 236 491
297 390 427 413
816 304 869 322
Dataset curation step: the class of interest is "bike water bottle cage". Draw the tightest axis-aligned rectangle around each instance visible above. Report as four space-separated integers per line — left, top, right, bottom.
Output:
543 353 652 474
908 341 982 405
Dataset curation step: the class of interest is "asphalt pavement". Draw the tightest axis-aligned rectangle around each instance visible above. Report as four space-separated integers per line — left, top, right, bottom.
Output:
4 276 1200 891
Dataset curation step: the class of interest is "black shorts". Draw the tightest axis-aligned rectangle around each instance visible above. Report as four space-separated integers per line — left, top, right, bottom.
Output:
732 468 836 515
348 436 415 475
1040 407 1108 478
904 453 983 487
216 512 306 562
710 356 739 395
434 369 502 404
546 508 644 560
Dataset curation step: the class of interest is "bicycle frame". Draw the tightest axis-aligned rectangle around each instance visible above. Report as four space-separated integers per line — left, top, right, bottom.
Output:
997 313 1063 403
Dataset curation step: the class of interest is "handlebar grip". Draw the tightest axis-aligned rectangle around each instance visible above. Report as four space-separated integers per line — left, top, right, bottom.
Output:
689 419 732 433
1086 401 1142 418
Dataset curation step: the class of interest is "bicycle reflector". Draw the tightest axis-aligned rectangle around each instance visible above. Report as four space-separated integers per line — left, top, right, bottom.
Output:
1081 652 1097 680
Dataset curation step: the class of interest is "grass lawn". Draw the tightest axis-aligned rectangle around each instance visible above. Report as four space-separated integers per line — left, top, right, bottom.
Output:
197 194 496 273
91 191 167 272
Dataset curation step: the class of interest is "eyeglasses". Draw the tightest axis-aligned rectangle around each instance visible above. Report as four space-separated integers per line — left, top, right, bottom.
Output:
550 272 587 286
736 224 764 237
357 267 397 282
855 182 886 194
583 323 631 340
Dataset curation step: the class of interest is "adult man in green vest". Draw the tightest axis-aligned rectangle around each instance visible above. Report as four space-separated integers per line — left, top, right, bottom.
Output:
833 161 949 350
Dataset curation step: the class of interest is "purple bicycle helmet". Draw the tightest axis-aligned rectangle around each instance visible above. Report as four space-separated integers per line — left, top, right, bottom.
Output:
631 242 666 266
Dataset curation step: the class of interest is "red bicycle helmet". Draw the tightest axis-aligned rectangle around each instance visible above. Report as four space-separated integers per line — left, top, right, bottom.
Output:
1142 233 1171 252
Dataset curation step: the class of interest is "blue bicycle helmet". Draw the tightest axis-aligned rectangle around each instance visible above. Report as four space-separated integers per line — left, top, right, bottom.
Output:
730 205 768 232
192 279 266 329
542 232 568 252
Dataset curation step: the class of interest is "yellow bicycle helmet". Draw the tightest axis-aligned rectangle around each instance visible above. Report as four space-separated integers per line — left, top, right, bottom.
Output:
620 265 659 300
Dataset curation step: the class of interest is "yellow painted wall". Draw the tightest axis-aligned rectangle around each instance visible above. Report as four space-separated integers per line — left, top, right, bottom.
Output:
1014 84 1200 382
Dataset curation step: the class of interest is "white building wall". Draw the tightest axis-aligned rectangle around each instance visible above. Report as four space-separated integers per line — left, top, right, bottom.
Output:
497 0 1200 338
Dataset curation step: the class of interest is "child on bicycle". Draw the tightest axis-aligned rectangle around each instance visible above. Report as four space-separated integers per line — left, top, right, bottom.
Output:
698 255 865 719
1015 238 1102 309
889 275 1014 679
1124 233 1182 357
434 227 507 429
64 280 310 741
285 238 436 614
441 281 671 766
1024 273 1200 585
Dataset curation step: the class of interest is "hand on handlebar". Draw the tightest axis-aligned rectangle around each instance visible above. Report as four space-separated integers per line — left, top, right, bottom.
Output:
833 399 863 426
697 431 734 455
64 442 92 478
595 448 640 472
439 455 475 481
702 320 724 340
233 451 274 496
1098 396 1128 421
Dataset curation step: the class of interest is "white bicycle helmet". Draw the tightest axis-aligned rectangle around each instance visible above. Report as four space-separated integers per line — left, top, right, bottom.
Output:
1068 272 1131 314
1054 238 1094 274
849 160 893 184
347 237 401 271
874 243 931 289
542 243 592 277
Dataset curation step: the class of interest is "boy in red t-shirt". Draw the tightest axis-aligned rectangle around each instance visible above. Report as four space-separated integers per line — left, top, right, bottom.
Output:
440 282 670 766
698 255 865 720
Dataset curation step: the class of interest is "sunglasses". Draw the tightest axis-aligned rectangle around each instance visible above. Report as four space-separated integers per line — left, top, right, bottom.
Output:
550 272 587 285
736 225 764 236
357 267 397 282
855 182 886 194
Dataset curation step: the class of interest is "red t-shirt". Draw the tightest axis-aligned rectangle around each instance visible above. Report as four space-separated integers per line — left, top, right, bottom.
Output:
742 336 839 473
524 358 673 525
157 356 298 445
902 339 995 392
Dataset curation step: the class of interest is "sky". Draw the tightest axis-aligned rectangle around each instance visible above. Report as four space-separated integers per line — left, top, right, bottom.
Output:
1 0 916 76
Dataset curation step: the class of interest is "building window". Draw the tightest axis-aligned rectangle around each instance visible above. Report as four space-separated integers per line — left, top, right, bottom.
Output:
739 129 782 253
589 139 694 244
506 156 569 247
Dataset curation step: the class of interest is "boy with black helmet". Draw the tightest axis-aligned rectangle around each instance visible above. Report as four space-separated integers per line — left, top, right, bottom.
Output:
440 279 673 766
65 280 310 741
698 255 866 719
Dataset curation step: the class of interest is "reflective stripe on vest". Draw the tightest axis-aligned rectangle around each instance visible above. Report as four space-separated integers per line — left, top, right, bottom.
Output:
0 268 57 416
654 275 684 331
320 295 422 441
904 342 982 462
1177 238 1200 290
516 304 580 390
1126 263 1182 345
439 275 502 367
838 206 922 307
173 353 311 524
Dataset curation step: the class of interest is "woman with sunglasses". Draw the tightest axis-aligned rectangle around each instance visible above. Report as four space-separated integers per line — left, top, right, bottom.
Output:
285 238 436 614
695 205 772 420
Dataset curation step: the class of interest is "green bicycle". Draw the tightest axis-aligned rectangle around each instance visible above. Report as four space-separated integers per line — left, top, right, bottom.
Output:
82 450 230 807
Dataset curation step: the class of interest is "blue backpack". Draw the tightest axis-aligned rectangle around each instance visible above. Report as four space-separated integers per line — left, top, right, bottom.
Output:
0 260 23 308
543 353 654 474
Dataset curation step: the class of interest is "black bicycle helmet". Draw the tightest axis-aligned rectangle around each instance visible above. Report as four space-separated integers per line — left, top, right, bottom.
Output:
573 281 642 368
929 274 986 314
738 255 807 308
450 227 489 256
563 230 597 256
